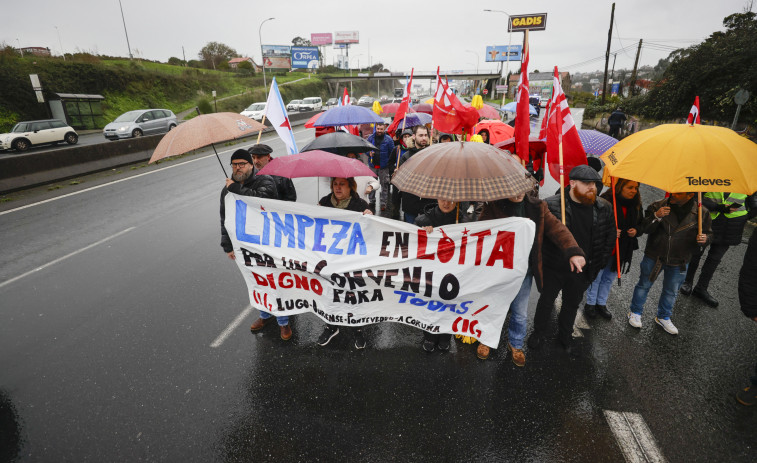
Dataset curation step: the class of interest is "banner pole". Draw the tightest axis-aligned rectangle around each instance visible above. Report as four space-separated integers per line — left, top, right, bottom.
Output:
256 114 267 144
611 176 621 285
559 141 566 225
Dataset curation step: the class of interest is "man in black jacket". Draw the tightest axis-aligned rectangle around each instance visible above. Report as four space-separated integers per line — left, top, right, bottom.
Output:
249 144 297 202
736 229 757 406
394 125 435 224
528 165 616 355
220 149 292 340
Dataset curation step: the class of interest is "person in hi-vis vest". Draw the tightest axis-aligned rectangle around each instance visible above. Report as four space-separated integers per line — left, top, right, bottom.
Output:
680 191 757 307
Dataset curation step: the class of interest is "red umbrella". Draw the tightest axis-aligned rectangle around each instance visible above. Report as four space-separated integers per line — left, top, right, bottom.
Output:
470 120 515 145
257 150 377 179
304 111 325 128
494 136 546 157
380 103 416 116
411 103 433 114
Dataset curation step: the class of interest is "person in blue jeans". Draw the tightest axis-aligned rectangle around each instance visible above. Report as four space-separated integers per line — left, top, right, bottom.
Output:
477 190 585 365
628 192 711 335
586 179 644 319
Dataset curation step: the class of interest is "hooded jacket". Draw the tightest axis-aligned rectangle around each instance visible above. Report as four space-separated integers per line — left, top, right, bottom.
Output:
220 174 278 253
367 132 396 170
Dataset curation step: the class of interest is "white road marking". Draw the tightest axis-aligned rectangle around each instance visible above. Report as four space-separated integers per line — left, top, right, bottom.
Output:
0 127 313 217
0 227 136 289
604 410 667 463
210 304 254 348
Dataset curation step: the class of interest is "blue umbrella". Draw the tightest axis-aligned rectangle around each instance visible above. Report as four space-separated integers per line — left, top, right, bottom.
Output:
577 129 618 156
313 105 384 127
397 112 432 128
502 101 537 115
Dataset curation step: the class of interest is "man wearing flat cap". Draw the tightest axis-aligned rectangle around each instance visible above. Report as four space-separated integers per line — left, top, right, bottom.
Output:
220 149 294 341
528 165 616 356
249 144 297 202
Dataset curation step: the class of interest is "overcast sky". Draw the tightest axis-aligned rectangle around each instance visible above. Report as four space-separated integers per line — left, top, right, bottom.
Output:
3 0 750 75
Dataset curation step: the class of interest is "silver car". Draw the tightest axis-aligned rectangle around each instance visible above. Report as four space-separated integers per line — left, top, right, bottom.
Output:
103 109 177 140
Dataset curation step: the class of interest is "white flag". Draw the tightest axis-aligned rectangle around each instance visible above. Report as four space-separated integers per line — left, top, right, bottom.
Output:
265 77 298 155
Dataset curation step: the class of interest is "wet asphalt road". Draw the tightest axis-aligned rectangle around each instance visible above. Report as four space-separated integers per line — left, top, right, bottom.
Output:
1 129 756 462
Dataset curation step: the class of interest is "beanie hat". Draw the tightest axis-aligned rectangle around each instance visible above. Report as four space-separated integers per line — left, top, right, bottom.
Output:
230 149 252 164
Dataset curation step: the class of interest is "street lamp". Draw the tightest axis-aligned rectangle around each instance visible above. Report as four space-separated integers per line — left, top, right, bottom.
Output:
484 9 513 99
54 26 65 61
118 0 133 59
465 50 479 73
16 38 23 57
259 17 275 99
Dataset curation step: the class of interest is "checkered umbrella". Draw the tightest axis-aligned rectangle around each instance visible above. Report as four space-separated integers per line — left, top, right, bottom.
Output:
391 141 536 202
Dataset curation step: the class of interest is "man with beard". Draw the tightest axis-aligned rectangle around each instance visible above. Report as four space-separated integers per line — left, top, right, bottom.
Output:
527 165 616 355
249 144 297 202
627 192 711 335
366 122 395 213
220 149 292 340
394 125 435 224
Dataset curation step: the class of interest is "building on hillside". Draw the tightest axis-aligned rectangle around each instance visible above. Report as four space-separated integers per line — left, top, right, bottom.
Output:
507 71 571 100
228 57 261 72
18 47 52 57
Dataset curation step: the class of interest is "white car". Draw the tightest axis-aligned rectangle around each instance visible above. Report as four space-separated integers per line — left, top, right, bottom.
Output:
287 100 303 112
240 102 267 121
0 119 78 152
299 97 322 112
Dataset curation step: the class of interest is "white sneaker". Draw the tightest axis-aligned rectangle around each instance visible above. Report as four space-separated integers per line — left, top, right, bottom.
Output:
655 317 678 335
628 312 642 328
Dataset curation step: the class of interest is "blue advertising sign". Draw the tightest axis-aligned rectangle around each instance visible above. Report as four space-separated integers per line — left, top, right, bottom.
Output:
291 46 320 69
611 82 620 96
485 45 523 62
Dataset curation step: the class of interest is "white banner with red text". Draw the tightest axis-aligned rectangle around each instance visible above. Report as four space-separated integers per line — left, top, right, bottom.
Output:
225 194 535 348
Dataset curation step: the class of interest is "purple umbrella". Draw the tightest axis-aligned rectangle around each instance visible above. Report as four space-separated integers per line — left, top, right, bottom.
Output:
313 105 384 127
577 129 618 156
396 112 432 128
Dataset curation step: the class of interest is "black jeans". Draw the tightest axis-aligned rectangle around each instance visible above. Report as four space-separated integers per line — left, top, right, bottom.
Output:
685 243 730 290
533 268 590 344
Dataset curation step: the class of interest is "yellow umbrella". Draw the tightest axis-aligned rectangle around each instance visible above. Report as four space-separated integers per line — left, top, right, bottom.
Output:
600 124 757 193
424 97 435 104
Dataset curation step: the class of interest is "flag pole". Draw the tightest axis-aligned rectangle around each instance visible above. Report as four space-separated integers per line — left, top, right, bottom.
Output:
256 114 267 144
697 191 703 235
559 141 566 225
611 176 621 285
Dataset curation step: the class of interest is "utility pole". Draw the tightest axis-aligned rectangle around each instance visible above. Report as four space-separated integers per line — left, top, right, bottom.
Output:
601 2 615 105
182 46 187 67
629 39 643 97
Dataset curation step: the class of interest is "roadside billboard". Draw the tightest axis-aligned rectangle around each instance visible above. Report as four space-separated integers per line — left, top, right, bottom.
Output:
310 33 333 46
262 45 291 69
291 47 319 69
335 31 359 44
485 45 523 62
508 13 548 32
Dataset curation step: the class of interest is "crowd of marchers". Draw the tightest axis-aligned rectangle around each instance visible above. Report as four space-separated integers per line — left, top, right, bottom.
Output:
217 123 757 404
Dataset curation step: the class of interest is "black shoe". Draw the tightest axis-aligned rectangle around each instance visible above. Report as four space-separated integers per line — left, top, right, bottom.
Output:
596 305 613 320
354 329 366 349
693 286 719 307
679 281 693 296
317 326 340 346
437 335 451 351
527 333 545 350
422 340 436 352
584 304 598 319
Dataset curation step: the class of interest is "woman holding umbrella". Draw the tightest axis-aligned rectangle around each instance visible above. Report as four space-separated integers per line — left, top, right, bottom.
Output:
316 177 373 349
584 179 644 320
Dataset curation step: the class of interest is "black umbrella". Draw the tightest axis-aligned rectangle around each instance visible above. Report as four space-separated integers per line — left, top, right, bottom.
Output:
300 131 377 156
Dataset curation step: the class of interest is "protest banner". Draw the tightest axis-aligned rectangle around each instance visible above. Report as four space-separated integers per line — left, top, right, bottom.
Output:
225 194 535 348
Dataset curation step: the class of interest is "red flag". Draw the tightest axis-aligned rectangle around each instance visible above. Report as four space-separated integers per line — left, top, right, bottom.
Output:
687 96 700 124
514 31 531 163
544 66 586 190
432 67 479 135
340 87 349 106
538 98 551 140
387 69 414 136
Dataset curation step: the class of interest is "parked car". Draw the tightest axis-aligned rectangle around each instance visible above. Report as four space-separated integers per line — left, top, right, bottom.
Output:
299 97 323 111
287 100 303 112
325 97 339 108
358 95 374 105
240 102 267 121
103 109 177 140
0 119 78 152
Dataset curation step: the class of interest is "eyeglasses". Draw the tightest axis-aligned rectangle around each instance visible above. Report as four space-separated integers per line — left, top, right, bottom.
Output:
231 162 249 168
